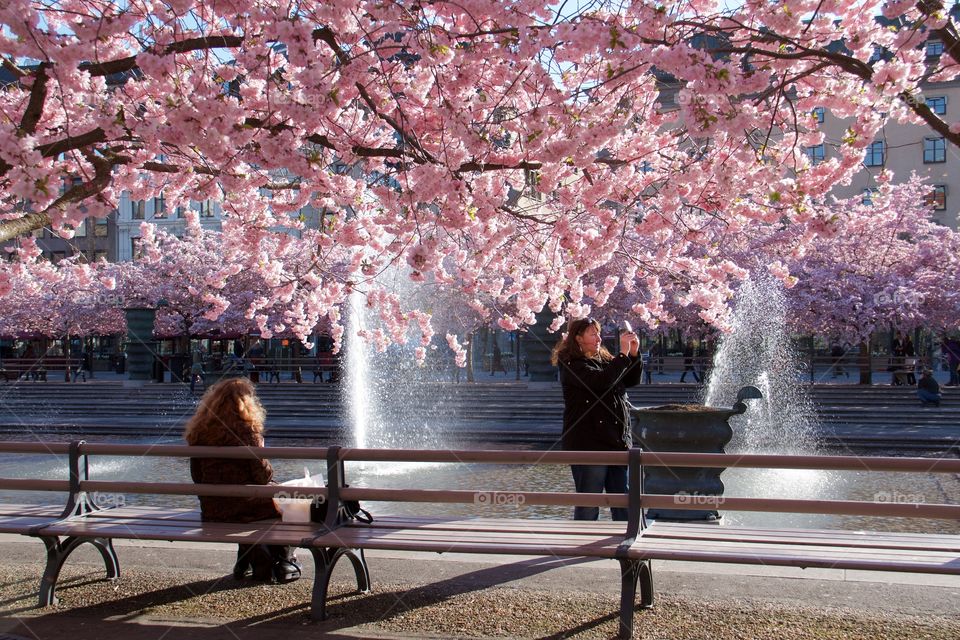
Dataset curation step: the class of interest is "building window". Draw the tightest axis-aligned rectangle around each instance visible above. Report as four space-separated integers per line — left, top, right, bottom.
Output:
864 141 885 167
94 218 108 237
153 195 167 219
131 238 143 260
812 107 825 123
523 168 542 200
804 144 825 165
175 205 185 218
198 200 215 217
926 96 947 115
640 160 654 173
927 39 944 57
923 137 946 163
926 185 947 210
72 220 87 237
131 199 145 219
862 188 879 205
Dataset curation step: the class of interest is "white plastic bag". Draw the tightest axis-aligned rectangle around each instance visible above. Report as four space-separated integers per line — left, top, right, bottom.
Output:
276 467 324 523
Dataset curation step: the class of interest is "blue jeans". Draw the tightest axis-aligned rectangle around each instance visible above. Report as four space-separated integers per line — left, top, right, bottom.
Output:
571 464 628 521
918 389 941 405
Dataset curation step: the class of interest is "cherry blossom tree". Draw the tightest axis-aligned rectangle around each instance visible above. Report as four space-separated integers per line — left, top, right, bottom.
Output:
779 175 960 342
3 1 960 351
563 174 960 340
0 238 124 340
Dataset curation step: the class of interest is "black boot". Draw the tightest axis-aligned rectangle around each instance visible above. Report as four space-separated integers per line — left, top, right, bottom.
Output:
233 544 253 579
270 546 302 584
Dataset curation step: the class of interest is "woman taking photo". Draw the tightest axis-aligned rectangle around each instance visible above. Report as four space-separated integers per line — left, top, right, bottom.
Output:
551 317 642 521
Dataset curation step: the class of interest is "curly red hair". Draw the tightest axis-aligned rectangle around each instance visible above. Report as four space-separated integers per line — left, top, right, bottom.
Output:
184 377 267 447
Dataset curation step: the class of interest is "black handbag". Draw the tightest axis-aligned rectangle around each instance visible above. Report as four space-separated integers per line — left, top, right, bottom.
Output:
310 487 373 525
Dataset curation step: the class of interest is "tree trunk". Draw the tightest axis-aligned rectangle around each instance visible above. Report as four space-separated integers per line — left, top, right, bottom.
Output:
466 331 475 383
858 339 872 385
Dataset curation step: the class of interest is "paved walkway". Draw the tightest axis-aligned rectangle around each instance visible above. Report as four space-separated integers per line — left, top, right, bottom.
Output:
0 534 957 639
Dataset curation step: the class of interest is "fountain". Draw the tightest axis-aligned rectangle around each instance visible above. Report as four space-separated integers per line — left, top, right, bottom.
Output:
631 275 827 522
342 269 454 454
701 275 831 521
703 276 818 454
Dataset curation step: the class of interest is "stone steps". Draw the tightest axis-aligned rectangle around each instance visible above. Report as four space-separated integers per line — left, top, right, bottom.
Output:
1 383 957 445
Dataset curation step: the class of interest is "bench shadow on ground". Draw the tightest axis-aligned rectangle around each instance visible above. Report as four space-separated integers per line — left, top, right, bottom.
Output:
0 556 623 639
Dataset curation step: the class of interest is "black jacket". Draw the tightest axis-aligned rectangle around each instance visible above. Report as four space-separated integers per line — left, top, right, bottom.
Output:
559 353 643 451
918 375 940 395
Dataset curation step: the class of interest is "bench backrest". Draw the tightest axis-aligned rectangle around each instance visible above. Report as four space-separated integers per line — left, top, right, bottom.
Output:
1 442 958 537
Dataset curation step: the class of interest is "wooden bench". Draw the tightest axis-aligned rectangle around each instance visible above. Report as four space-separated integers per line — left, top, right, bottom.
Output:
0 357 80 382
247 357 338 383
0 442 958 639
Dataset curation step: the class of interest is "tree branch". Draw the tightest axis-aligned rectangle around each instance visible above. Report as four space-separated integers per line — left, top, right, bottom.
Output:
78 35 244 77
18 62 49 136
0 211 52 244
0 153 117 243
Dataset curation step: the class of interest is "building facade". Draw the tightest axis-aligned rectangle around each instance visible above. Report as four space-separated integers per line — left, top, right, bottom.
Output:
114 192 224 261
811 28 960 229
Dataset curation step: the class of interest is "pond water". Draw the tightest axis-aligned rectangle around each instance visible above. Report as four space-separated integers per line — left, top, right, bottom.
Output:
1 433 957 534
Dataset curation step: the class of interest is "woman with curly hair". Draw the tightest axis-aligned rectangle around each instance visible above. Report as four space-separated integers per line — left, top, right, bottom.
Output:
551 317 642 521
184 377 300 582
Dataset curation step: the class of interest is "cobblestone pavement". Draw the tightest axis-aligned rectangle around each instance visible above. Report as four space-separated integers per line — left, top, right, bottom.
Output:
0 538 957 640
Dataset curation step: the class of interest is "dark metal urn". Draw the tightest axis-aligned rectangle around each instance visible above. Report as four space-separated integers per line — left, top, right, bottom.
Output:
123 307 158 381
630 386 763 522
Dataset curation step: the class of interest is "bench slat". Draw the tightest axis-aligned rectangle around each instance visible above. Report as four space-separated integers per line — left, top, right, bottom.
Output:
648 520 960 543
626 544 959 574
37 520 315 545
645 522 960 552
630 535 959 560
624 537 959 569
0 504 63 517
43 518 623 548
0 504 64 533
352 515 628 535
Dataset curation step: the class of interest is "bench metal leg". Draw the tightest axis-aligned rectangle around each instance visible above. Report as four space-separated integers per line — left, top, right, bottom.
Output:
618 558 654 639
38 536 120 606
309 547 371 621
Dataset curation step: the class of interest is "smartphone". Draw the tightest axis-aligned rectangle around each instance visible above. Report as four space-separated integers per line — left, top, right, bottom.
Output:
622 320 633 333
